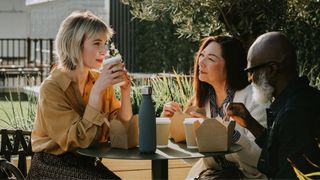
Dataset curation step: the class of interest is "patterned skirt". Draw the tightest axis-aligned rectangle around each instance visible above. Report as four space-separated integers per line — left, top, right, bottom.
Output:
26 152 120 179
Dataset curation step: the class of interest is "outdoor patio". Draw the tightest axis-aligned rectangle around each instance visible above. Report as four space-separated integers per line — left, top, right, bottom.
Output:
1 0 319 179
12 157 191 179
102 159 191 179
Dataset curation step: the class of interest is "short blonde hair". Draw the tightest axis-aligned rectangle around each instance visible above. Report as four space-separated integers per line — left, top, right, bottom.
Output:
55 10 113 70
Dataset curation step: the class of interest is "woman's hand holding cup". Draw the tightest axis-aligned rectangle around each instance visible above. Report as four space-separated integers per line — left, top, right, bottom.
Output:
104 55 126 83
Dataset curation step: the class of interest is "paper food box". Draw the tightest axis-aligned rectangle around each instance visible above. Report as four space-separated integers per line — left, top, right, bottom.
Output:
170 106 206 142
195 117 235 152
109 114 138 149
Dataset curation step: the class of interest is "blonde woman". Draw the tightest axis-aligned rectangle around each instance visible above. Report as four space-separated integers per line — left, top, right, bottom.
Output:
27 10 132 179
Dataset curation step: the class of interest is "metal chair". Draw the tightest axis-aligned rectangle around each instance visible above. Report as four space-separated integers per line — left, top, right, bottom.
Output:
0 129 33 178
0 158 25 180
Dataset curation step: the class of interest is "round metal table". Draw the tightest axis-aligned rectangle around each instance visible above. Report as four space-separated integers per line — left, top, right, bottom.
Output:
77 140 242 179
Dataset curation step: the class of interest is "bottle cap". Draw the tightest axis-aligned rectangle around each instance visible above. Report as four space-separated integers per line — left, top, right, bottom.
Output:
141 86 152 95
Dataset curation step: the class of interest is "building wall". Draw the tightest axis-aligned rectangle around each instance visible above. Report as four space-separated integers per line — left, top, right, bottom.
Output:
0 0 29 38
0 0 113 87
0 0 110 39
27 0 110 38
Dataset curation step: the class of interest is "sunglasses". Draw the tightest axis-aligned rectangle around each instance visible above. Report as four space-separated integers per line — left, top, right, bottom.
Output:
244 61 275 74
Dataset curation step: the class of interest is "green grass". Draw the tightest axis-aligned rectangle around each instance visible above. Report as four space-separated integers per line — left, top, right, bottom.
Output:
0 99 36 131
115 72 193 116
0 101 28 115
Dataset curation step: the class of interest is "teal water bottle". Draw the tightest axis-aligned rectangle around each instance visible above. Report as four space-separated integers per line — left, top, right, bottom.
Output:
138 86 156 153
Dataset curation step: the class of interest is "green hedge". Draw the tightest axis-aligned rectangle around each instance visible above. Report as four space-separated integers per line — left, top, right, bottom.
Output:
123 0 320 86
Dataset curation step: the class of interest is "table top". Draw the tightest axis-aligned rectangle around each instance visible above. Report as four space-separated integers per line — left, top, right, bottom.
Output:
77 139 242 160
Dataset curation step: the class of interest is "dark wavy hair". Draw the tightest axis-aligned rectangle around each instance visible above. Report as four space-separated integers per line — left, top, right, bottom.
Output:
192 35 249 107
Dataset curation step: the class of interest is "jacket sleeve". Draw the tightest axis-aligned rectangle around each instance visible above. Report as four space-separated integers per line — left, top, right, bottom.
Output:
38 82 105 152
98 87 121 142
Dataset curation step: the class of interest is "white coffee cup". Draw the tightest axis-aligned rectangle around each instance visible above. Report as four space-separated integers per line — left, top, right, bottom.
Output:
103 55 126 87
183 118 202 149
156 117 170 148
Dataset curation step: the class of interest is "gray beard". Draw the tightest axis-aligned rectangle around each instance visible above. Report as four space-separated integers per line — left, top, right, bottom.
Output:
252 71 274 104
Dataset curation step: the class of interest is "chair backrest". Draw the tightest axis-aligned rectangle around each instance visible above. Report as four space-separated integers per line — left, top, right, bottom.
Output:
0 158 25 180
0 129 33 177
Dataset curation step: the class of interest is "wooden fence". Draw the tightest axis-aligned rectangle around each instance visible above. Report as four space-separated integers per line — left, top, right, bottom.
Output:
0 38 54 87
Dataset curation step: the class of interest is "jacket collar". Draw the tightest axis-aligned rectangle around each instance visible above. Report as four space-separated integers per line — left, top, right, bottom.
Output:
50 68 97 92
270 76 309 115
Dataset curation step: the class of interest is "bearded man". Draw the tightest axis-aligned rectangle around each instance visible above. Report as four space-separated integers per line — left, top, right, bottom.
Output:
227 32 320 178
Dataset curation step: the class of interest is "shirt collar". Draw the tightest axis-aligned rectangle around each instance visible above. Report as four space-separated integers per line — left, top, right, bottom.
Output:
51 68 72 91
270 76 309 115
209 87 235 118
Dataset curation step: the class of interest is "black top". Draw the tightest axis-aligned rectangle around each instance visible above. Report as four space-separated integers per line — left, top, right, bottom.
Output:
255 76 320 178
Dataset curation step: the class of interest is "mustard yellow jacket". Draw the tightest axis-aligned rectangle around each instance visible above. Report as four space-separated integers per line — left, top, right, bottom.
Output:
31 68 120 155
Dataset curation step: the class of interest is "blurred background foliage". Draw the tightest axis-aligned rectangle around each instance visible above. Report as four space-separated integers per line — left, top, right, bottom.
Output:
0 90 37 131
123 0 320 85
115 73 193 116
133 15 198 73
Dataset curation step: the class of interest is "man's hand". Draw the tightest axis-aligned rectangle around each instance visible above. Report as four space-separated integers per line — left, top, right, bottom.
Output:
226 103 254 128
227 102 265 138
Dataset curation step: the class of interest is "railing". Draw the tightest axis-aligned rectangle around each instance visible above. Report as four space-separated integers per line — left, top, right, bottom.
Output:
110 0 136 72
0 38 54 87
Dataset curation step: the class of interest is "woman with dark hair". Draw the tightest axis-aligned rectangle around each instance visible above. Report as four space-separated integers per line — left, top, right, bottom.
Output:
162 35 268 179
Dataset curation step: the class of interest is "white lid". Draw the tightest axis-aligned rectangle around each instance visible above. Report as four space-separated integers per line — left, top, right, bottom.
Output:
184 118 203 124
156 117 170 124
141 86 152 95
103 54 122 65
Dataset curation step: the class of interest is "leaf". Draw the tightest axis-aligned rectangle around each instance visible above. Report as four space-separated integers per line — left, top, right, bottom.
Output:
305 172 320 178
303 154 320 169
288 158 311 180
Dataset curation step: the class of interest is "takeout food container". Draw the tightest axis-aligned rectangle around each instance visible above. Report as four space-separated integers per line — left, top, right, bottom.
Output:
195 117 235 152
109 114 138 149
169 106 206 142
